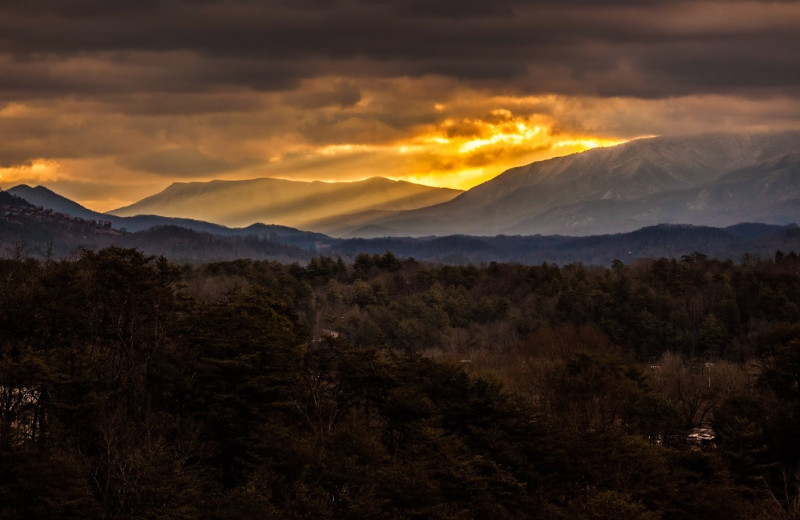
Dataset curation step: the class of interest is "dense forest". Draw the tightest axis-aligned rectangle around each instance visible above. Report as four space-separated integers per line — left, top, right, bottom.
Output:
2 247 800 519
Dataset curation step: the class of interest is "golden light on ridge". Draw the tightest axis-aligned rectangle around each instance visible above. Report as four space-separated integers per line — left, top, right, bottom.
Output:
273 103 629 191
363 106 629 190
0 89 632 210
553 138 624 149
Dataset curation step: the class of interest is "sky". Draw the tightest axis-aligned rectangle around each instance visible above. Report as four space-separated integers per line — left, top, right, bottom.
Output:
1 0 799 211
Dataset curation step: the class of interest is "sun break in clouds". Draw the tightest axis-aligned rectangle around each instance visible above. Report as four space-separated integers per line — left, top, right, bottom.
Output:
1 0 799 210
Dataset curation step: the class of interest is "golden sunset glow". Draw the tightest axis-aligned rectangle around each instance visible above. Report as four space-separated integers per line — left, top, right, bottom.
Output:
0 0 797 213
397 108 626 189
1 109 626 200
284 103 627 191
0 160 62 185
2 80 796 212
196 94 633 196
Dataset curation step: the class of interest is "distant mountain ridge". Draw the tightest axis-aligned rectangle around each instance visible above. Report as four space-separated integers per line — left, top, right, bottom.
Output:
9 131 800 243
8 185 98 219
354 131 800 237
3 199 800 265
6 184 800 265
9 184 235 234
109 177 462 232
6 184 329 249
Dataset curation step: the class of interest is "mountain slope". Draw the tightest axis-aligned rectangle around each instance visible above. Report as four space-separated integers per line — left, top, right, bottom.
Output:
0 189 33 209
8 185 103 220
359 131 800 237
502 152 800 235
110 177 462 230
7 185 324 242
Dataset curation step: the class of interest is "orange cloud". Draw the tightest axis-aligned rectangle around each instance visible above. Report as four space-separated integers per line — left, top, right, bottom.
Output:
2 77 798 212
325 101 628 190
0 160 62 185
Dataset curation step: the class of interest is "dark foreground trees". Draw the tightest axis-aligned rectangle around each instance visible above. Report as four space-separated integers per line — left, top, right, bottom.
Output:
1 248 799 518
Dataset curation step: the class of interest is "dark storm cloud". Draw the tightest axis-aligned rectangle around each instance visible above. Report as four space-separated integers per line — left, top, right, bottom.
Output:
0 0 798 100
284 80 362 109
360 0 519 18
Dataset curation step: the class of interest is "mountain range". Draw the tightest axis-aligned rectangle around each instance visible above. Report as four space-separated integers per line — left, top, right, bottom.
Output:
63 131 800 238
351 131 800 237
6 184 329 249
3 182 800 265
10 184 234 234
109 177 462 232
4 130 800 264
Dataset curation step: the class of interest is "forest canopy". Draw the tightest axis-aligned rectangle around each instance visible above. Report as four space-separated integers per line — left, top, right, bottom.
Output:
1 247 800 519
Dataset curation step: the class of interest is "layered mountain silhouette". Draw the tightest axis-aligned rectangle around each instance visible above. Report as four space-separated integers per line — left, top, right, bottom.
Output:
109 177 462 232
346 131 800 237
7 131 800 251
6 184 328 249
5 183 800 265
